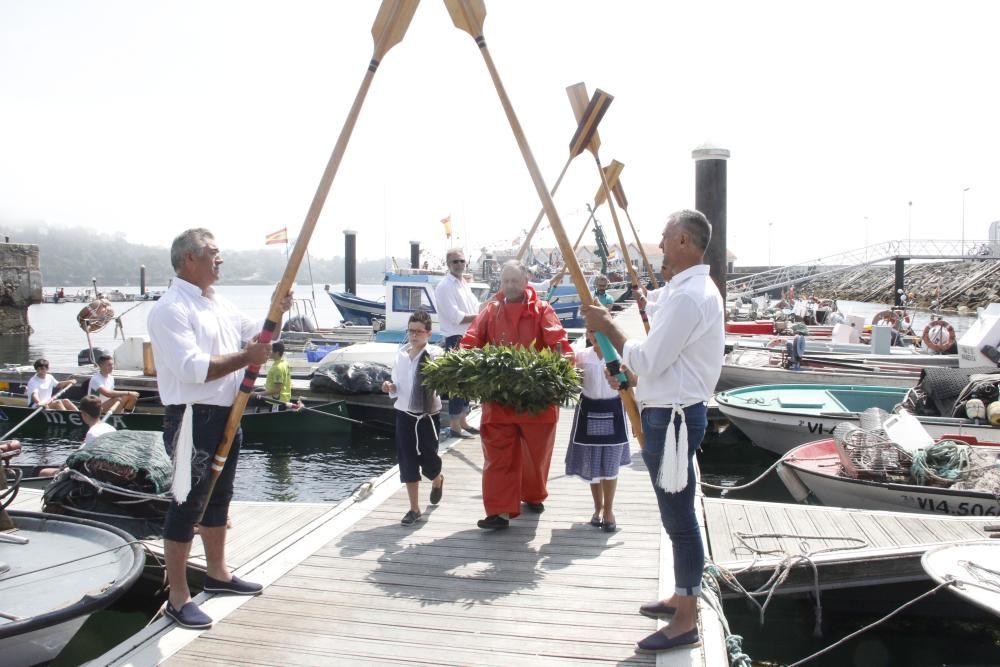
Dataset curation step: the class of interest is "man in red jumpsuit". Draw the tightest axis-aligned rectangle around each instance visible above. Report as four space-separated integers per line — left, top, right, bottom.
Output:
461 260 572 529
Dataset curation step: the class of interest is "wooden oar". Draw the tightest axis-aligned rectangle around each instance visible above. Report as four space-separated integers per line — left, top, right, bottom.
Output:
444 0 643 447
259 396 363 425
514 73 608 261
201 0 420 510
0 382 76 441
593 160 660 289
567 83 650 333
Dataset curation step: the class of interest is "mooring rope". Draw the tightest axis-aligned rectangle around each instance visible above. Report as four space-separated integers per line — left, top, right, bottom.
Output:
700 569 753 667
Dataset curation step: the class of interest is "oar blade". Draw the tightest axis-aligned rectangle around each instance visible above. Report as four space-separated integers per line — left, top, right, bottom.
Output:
612 180 628 210
566 82 600 156
594 159 624 207
569 88 613 158
372 0 421 61
444 0 487 38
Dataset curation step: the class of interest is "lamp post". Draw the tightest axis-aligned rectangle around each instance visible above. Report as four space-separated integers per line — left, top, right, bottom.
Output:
907 201 912 254
768 222 773 268
962 187 971 256
864 216 869 262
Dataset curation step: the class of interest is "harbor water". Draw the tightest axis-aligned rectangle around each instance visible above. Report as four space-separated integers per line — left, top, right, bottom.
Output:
4 285 998 665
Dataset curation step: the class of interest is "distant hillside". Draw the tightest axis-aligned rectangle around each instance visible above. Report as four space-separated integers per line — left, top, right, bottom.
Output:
0 224 391 286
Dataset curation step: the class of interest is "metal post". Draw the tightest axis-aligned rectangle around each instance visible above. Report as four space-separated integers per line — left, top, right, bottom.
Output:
410 241 420 269
962 187 971 256
343 230 357 296
692 144 730 301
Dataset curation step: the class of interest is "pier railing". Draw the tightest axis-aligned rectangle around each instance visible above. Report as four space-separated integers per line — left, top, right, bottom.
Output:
728 239 999 297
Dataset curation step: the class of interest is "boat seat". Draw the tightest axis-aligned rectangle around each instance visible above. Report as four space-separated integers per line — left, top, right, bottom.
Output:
777 396 826 409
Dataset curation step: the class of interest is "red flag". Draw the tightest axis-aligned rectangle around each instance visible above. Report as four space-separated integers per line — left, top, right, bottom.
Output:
265 228 288 245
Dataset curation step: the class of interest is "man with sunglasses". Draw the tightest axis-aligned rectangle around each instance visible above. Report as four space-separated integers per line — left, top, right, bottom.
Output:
434 248 482 438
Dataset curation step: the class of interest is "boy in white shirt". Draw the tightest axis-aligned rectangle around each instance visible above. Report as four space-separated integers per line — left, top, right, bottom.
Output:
80 395 115 446
26 358 78 411
89 354 139 413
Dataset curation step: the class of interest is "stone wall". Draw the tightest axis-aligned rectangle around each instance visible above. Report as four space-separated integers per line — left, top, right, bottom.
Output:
792 260 1000 310
0 243 43 334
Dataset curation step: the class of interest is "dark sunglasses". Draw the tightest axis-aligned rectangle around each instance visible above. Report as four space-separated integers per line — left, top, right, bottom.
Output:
450 259 466 264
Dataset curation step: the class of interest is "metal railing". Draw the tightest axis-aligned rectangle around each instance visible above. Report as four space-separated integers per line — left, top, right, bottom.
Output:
727 239 999 297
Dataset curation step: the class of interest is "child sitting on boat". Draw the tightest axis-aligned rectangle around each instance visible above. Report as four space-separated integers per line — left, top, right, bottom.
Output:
381 310 445 526
26 358 78 411
564 330 631 532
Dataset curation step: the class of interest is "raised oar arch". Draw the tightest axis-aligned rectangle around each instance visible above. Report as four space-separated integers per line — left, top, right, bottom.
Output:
202 0 421 510
593 160 660 290
567 83 649 333
443 0 643 447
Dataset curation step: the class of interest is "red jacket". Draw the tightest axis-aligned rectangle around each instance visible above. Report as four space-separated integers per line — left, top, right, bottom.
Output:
460 286 572 424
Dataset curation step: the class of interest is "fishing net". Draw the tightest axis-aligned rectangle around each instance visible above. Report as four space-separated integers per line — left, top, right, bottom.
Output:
917 441 1000 494
43 430 172 538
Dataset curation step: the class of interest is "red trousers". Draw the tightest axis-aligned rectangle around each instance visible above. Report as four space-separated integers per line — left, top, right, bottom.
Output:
480 421 557 518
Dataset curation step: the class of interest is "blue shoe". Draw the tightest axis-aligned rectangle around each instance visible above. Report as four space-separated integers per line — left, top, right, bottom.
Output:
635 628 701 653
165 601 213 630
590 514 603 528
203 574 263 596
638 601 677 619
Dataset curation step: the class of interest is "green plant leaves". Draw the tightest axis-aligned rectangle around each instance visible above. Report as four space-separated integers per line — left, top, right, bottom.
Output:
422 344 581 415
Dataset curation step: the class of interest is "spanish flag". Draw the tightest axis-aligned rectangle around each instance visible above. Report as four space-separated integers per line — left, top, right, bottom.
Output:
440 215 452 239
265 227 288 245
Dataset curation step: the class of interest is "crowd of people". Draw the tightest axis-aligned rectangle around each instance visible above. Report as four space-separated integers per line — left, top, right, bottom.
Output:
12 210 723 654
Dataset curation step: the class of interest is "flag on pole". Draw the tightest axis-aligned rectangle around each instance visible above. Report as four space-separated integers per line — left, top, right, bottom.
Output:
440 215 452 239
265 227 288 245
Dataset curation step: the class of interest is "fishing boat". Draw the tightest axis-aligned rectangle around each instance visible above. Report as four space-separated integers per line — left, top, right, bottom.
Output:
546 272 628 306
325 269 586 334
0 395 353 438
715 383 1000 455
0 510 145 666
718 347 925 391
922 542 1000 617
777 435 1000 516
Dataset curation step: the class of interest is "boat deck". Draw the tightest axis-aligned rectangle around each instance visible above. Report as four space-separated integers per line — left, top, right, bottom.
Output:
704 496 997 594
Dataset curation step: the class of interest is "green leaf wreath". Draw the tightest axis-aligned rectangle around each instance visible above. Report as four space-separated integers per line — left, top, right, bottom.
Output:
421 344 581 415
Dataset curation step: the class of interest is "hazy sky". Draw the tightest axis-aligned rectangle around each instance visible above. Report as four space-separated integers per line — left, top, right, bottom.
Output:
2 1 998 268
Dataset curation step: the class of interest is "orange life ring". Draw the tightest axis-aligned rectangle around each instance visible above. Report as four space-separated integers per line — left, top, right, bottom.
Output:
922 319 956 353
871 310 898 328
77 299 115 333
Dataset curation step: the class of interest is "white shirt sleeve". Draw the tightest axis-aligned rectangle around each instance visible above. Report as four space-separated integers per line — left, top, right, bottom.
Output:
435 279 468 329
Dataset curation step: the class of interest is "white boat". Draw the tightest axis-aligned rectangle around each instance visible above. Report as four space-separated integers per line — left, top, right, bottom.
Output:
326 270 491 339
0 510 145 666
777 437 1000 516
715 383 1000 456
718 347 924 392
922 542 1000 617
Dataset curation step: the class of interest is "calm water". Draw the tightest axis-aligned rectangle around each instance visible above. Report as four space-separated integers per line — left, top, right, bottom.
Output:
6 287 998 665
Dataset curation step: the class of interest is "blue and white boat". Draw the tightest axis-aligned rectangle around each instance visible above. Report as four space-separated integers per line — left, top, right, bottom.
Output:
326 270 587 340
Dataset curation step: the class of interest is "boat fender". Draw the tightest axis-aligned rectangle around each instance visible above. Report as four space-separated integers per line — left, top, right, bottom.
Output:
922 319 956 354
988 401 1000 427
965 398 986 424
871 310 898 328
776 463 811 503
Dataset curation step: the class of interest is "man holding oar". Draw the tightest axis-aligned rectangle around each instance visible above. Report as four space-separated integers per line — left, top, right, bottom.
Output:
461 260 571 530
148 228 293 630
584 210 724 653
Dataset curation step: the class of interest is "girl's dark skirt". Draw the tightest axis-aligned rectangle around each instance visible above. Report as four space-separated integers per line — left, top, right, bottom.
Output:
565 395 631 483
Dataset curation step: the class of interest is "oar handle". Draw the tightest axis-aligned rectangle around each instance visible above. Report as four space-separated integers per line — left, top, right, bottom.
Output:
101 401 121 422
0 381 76 441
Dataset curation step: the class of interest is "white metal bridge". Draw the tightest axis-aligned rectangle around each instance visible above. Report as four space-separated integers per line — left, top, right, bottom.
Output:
727 239 999 297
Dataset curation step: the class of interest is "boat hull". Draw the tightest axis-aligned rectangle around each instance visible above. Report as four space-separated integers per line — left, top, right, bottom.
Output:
327 292 384 326
779 439 1000 516
0 511 145 667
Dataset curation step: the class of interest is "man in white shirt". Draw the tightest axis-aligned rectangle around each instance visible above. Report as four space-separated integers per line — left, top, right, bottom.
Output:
433 248 481 438
148 228 292 630
88 354 139 413
584 209 724 654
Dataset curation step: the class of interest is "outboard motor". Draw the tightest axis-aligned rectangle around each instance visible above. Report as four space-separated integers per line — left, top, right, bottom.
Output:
784 334 806 370
78 347 109 366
